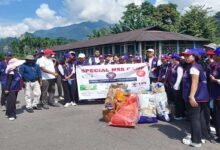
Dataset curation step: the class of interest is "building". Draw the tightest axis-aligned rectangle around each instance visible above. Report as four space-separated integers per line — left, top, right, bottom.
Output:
53 26 209 58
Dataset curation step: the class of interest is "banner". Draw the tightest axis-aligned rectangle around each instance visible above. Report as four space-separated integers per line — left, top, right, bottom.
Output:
76 63 150 100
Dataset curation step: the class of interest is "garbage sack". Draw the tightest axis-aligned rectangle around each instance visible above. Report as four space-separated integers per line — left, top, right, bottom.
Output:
138 94 158 123
110 94 139 127
102 109 115 123
151 92 171 122
104 83 119 106
151 82 165 93
114 88 129 103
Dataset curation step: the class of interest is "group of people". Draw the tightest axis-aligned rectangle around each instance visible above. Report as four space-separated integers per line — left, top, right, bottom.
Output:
0 45 220 147
0 49 143 121
144 47 220 147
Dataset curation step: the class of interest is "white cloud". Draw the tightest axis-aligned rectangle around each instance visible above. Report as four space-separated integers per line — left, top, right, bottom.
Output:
154 0 220 14
1 0 219 38
0 3 70 38
63 0 145 23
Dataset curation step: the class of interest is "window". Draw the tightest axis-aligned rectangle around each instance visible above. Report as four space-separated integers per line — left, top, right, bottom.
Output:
127 44 135 55
104 45 112 55
179 41 194 52
162 41 177 54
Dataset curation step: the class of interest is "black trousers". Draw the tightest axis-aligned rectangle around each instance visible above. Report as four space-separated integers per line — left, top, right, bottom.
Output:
56 75 63 97
1 89 6 106
5 91 18 118
172 89 185 118
186 102 210 143
165 84 174 104
62 80 77 104
41 79 56 105
214 100 220 138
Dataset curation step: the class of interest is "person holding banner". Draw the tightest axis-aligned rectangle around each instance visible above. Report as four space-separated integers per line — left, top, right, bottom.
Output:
97 55 106 65
88 50 100 65
134 56 142 64
127 54 135 64
119 55 128 64
112 55 120 64
145 49 161 83
58 53 77 108
76 53 89 66
105 54 114 65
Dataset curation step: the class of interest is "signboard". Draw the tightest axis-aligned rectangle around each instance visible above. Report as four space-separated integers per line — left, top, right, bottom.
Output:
76 63 150 100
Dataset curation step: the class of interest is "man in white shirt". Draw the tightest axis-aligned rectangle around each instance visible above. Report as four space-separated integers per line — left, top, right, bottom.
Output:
88 50 100 65
36 49 59 109
145 49 161 83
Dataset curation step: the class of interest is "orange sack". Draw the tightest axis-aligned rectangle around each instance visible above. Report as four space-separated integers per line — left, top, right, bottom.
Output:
109 94 139 128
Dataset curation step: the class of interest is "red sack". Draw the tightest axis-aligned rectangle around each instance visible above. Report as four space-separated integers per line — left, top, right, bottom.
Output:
109 94 139 128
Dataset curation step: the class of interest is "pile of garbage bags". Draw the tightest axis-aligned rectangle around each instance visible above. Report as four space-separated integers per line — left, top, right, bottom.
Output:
102 82 171 128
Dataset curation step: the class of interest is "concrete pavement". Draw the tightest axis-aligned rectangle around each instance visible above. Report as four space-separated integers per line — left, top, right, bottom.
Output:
0 92 219 150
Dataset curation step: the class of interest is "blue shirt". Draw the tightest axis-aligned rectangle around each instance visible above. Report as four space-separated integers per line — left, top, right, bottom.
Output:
19 63 42 82
0 60 7 82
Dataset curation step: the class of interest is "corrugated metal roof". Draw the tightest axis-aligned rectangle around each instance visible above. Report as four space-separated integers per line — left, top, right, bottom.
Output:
53 27 209 51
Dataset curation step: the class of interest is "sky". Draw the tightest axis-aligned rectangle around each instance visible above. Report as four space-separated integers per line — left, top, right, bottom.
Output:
0 0 219 38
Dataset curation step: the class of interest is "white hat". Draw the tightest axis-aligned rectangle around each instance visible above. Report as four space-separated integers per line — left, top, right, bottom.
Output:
6 58 25 73
204 43 217 49
146 48 155 52
78 53 85 58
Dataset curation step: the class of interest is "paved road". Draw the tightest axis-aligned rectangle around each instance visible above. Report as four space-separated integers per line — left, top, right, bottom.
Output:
0 92 219 150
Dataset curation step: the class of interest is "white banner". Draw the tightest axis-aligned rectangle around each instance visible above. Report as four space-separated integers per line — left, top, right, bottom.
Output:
76 63 150 100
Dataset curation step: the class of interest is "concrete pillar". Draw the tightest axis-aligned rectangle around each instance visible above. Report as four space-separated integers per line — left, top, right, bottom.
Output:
193 42 196 48
177 41 180 53
112 45 115 55
102 46 104 54
138 42 142 56
124 43 127 54
158 41 162 56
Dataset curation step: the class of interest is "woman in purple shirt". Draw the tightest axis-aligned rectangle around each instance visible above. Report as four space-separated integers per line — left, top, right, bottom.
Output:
181 49 210 148
209 47 220 143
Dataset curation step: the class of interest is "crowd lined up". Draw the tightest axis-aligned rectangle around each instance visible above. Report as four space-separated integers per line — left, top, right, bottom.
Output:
0 45 220 148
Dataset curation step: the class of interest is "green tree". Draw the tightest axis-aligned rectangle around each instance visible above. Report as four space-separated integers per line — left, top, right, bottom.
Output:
179 5 217 42
88 28 112 39
10 34 69 58
153 3 180 32
112 2 156 33
214 11 220 43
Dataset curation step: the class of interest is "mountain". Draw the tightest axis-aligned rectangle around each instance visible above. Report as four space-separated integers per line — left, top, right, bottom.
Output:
33 20 111 40
0 37 16 52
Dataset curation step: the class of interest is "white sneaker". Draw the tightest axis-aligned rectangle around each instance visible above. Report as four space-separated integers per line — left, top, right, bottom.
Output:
59 96 64 100
1 105 6 111
201 139 206 144
182 134 206 145
71 102 77 106
210 126 216 133
182 135 202 147
182 135 191 145
190 142 202 148
9 117 15 121
64 103 71 108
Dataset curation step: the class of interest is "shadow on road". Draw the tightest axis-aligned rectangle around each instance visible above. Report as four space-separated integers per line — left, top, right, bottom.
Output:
150 120 189 141
16 105 26 115
78 99 105 105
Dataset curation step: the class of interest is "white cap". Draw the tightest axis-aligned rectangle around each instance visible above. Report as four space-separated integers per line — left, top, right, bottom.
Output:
78 53 85 58
146 48 155 52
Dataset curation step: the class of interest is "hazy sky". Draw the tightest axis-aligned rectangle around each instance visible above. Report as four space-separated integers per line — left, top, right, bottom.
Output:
0 0 219 38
